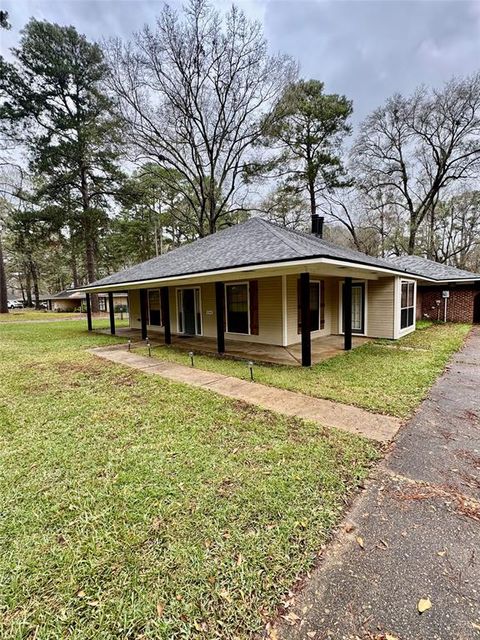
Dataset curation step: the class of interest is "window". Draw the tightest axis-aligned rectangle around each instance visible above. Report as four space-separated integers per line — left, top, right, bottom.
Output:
400 281 415 329
226 283 249 334
99 297 107 312
148 289 161 326
297 281 322 333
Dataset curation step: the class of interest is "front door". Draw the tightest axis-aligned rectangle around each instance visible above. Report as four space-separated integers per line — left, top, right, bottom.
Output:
182 288 196 335
177 288 202 335
342 282 365 334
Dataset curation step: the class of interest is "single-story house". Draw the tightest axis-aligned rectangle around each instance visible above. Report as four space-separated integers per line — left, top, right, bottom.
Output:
46 290 128 313
81 216 423 366
390 256 480 324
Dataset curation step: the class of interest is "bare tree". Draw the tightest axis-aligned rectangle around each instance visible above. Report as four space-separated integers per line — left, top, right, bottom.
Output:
353 74 480 255
431 191 480 268
105 0 296 236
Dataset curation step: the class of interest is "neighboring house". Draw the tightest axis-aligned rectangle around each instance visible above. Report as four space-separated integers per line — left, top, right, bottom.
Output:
81 217 423 366
47 290 128 313
390 256 480 324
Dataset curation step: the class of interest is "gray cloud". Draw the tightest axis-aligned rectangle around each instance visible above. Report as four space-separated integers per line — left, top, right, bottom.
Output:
262 0 480 121
2 0 479 125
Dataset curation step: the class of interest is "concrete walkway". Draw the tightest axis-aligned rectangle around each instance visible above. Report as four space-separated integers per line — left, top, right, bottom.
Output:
273 327 480 640
90 345 401 442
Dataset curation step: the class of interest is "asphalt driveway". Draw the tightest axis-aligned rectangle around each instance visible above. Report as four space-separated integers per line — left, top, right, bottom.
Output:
275 327 480 640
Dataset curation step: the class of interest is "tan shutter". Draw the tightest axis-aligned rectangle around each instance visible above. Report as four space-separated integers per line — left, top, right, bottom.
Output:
320 280 325 330
249 280 259 335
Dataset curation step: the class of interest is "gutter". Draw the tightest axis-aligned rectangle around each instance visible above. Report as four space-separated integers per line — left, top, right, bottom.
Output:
76 255 426 293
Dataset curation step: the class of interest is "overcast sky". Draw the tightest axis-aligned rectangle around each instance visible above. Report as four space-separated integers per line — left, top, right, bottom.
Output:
1 0 480 125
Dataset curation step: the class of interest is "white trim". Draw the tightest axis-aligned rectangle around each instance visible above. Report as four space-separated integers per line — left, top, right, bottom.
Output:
338 280 368 336
282 275 288 346
225 281 250 335
398 278 416 337
80 257 429 294
175 286 203 336
393 277 401 339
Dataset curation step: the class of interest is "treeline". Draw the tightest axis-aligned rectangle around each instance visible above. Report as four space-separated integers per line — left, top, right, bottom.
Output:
1 0 479 312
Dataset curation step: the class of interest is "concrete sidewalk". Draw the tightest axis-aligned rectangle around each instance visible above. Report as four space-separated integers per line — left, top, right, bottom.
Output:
274 327 480 640
90 345 401 443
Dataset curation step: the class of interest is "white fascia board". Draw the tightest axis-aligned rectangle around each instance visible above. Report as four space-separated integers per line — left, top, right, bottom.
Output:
421 278 479 284
78 256 425 293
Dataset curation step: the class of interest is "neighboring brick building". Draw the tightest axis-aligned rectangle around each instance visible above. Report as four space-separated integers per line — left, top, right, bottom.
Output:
391 256 480 324
418 285 480 323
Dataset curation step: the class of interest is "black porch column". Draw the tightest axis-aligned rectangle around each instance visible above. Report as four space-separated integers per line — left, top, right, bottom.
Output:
86 293 92 332
139 289 148 340
343 277 353 351
215 281 225 354
160 286 171 345
108 292 115 335
300 272 311 367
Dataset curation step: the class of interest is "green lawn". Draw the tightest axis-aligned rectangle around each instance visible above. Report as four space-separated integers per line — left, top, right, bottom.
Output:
144 322 471 418
0 310 85 322
0 310 129 326
0 320 378 639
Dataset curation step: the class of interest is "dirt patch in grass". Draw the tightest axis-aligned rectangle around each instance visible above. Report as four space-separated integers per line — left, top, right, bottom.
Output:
54 360 105 375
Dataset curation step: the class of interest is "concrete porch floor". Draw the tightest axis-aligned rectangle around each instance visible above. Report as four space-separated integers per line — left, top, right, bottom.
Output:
97 327 370 365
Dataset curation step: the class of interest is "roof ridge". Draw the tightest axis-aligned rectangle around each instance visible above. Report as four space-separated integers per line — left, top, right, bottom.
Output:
253 217 314 257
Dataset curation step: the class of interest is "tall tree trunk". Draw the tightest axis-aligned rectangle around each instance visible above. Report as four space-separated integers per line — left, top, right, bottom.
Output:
31 261 40 310
70 227 79 288
379 208 385 258
0 234 8 314
18 279 25 305
71 253 79 289
85 230 99 312
427 207 436 260
70 246 80 289
25 267 32 307
80 167 99 312
408 215 418 255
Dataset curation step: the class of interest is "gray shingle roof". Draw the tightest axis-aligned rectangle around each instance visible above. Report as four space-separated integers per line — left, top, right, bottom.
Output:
389 255 480 282
50 290 126 299
85 217 408 289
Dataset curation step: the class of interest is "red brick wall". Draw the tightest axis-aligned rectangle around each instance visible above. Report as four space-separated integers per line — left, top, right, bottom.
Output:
419 286 475 323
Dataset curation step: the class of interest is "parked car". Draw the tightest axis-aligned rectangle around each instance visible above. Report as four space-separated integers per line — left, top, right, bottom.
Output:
7 300 23 309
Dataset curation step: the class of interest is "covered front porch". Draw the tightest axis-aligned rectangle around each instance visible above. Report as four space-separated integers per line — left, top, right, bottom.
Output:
95 326 370 366
87 271 377 367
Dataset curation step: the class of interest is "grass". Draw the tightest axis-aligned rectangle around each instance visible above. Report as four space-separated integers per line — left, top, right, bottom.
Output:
0 310 85 322
143 322 471 418
0 320 379 639
0 310 130 325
